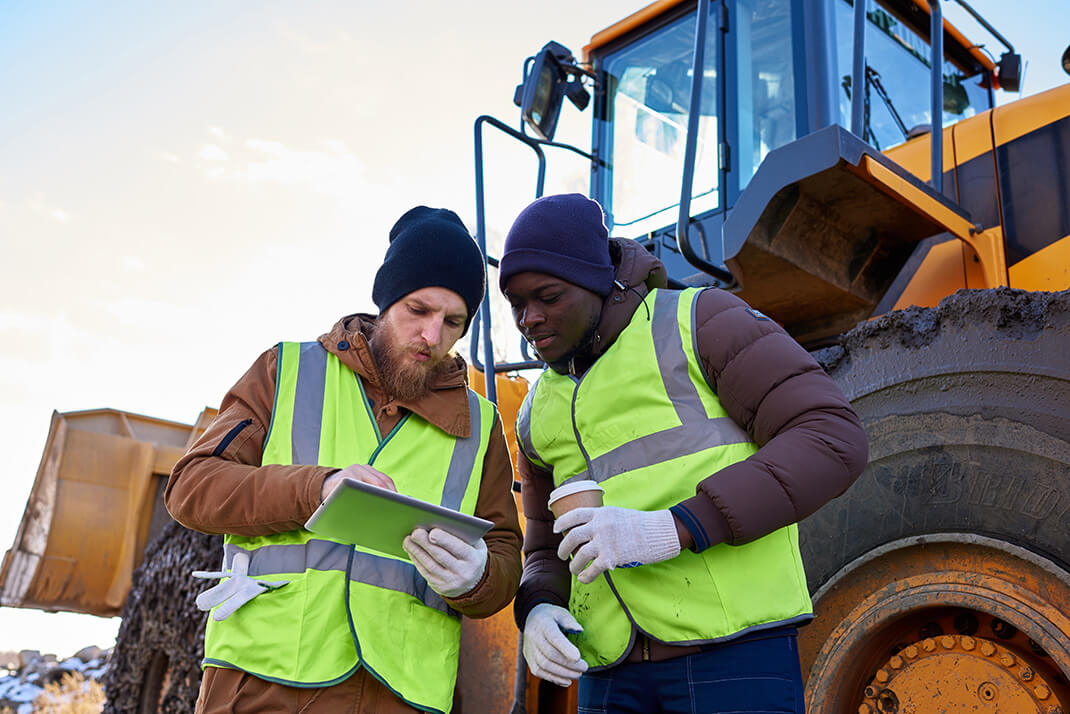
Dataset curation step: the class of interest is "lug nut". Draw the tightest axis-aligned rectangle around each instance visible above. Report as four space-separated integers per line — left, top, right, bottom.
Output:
961 636 976 650
1034 685 1050 700
904 645 919 658
922 639 936 652
1000 653 1015 667
941 636 955 649
889 656 903 670
875 669 889 684
980 642 996 657
1019 667 1033 681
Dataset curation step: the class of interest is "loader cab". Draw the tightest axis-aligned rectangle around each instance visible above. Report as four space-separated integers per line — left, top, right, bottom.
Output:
571 0 998 285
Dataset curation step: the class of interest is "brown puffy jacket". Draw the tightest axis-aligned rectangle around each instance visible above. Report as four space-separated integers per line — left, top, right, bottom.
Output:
513 239 869 649
166 314 521 712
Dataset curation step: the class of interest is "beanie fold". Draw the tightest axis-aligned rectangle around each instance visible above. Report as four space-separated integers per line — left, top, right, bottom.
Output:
373 206 486 333
498 193 614 297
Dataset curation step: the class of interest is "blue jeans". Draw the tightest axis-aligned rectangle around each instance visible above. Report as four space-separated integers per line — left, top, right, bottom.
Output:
577 629 806 714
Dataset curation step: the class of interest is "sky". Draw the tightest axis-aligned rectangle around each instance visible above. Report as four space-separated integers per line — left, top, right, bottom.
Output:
0 1 1066 659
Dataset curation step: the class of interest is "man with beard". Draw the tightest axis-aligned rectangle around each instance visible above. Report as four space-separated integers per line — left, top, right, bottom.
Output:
166 206 521 714
499 194 868 713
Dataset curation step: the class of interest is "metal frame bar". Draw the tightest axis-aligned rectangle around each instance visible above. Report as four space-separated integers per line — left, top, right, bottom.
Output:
676 0 734 285
850 0 867 135
472 115 547 404
928 0 944 193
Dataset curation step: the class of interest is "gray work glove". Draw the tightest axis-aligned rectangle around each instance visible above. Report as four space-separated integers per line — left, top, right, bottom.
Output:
192 551 289 621
555 507 681 584
403 528 488 598
522 603 588 687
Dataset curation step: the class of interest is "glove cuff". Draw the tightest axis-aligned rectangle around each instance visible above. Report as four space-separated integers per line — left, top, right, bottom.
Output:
646 510 683 563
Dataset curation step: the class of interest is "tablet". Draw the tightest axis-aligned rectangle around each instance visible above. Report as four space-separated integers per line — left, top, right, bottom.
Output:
304 477 493 560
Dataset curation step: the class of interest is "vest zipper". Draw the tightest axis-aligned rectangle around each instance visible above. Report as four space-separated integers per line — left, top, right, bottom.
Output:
354 373 383 442
568 374 596 480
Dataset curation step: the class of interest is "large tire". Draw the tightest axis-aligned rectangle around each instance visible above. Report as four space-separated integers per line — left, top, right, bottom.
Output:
102 521 220 714
800 287 1070 710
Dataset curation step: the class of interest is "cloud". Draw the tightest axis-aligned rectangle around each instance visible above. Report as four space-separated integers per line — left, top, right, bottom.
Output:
121 255 147 272
27 194 71 225
105 294 195 329
195 137 366 199
150 150 182 164
198 144 229 161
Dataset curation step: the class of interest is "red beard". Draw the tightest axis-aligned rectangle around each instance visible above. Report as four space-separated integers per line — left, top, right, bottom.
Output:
369 334 452 402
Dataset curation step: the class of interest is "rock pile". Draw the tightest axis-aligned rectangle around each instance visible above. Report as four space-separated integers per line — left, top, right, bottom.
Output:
0 646 108 714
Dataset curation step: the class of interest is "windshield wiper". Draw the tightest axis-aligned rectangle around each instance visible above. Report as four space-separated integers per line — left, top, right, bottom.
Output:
866 66 909 140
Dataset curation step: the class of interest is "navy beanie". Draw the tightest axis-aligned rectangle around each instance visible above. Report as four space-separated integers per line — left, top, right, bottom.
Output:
498 193 614 296
372 206 486 334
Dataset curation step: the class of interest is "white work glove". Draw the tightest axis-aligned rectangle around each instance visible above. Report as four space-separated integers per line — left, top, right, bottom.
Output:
192 552 289 621
523 603 588 686
403 528 488 598
555 507 681 584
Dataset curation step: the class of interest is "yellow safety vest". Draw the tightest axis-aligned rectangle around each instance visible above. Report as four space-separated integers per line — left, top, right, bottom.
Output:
517 289 812 668
202 341 495 713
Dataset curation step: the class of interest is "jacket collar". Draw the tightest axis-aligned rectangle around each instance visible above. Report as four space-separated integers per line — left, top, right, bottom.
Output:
317 314 473 438
591 238 669 359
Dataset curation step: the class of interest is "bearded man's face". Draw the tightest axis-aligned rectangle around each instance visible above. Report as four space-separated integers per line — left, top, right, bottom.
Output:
370 286 466 402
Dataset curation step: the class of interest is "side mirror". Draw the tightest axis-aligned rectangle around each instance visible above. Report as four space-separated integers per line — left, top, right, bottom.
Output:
514 42 590 141
1062 45 1070 77
997 51 1022 93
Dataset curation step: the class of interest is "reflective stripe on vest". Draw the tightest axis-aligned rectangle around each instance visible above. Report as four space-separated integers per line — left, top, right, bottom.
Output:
522 289 812 668
563 290 750 483
204 341 494 713
222 540 456 616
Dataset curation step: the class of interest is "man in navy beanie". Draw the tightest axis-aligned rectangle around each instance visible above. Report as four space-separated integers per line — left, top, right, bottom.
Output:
500 193 867 714
167 205 521 713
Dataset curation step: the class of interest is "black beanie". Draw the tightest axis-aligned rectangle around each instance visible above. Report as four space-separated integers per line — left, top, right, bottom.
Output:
498 193 614 296
372 206 486 334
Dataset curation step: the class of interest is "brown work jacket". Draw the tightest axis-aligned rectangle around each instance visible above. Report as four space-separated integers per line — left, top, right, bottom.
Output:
167 314 522 713
513 238 869 661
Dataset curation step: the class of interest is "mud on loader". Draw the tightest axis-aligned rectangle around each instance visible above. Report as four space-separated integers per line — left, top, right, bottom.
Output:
3 0 1069 712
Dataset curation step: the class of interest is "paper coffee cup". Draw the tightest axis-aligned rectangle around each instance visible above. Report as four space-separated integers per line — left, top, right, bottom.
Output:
548 480 604 518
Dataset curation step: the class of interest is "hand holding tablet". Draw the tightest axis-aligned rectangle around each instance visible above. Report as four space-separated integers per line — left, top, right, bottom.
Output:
320 464 397 501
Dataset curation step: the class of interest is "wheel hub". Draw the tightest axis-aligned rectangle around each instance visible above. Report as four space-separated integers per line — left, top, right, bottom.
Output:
860 635 1063 714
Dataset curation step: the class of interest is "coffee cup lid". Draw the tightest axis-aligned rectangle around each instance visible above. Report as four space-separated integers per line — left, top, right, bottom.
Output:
548 479 604 506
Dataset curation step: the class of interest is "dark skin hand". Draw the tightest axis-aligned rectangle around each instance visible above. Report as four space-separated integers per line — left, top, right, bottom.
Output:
503 272 603 375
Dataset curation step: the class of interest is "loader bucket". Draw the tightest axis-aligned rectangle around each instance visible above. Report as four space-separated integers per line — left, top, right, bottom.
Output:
723 124 980 345
0 407 215 617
